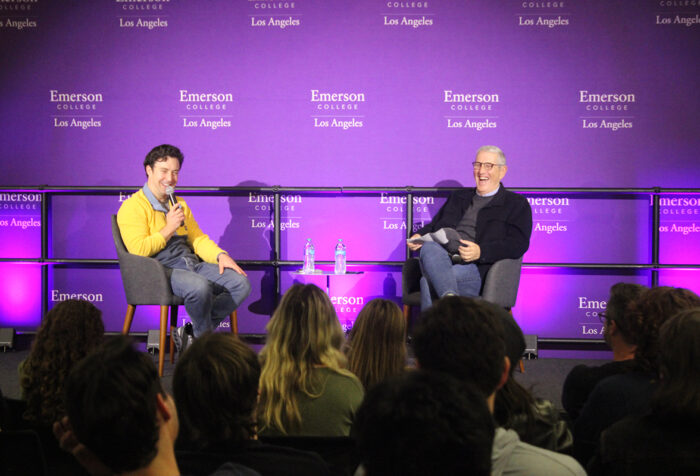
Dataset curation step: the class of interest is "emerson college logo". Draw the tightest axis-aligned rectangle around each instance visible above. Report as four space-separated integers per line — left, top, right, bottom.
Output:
658 196 700 236
247 192 303 231
0 0 38 30
249 0 300 29
517 1 570 29
382 1 434 29
179 89 233 130
115 0 169 29
579 90 636 131
310 89 365 130
443 90 500 131
50 90 103 130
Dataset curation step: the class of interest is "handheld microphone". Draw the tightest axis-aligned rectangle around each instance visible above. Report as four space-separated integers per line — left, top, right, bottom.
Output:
165 186 186 229
165 186 177 208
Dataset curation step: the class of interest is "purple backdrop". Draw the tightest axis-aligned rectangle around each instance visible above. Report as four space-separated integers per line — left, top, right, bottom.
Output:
1 0 698 337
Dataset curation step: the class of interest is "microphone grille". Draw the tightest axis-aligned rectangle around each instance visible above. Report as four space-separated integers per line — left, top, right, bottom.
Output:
165 186 175 194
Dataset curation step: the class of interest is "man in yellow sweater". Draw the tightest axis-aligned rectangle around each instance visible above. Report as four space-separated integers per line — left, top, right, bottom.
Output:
117 144 251 345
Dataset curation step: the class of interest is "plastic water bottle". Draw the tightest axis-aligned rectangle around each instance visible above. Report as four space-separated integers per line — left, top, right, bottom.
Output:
334 239 346 274
303 238 315 273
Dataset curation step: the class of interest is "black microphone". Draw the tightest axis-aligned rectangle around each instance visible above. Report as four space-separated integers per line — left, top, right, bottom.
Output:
165 186 186 229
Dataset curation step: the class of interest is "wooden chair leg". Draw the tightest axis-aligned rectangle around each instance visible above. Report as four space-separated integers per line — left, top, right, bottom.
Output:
230 310 238 335
518 359 525 373
169 306 179 364
122 304 136 335
158 306 168 377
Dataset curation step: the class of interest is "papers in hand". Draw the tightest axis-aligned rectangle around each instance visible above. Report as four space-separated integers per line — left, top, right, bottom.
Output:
407 228 461 246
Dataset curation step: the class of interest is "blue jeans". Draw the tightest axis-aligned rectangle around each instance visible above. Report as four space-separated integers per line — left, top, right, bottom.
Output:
170 258 251 337
419 241 481 310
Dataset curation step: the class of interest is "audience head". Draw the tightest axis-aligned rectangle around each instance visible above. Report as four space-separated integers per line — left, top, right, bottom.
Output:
64 336 177 473
174 332 260 450
21 299 104 425
413 296 507 399
652 308 700 421
346 298 406 390
602 282 648 349
354 370 494 476
625 286 700 373
486 301 536 429
258 283 348 433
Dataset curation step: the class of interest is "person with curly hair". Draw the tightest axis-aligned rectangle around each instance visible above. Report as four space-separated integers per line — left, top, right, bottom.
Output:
258 284 364 436
13 299 104 476
20 299 104 426
573 286 700 467
588 308 700 475
346 298 407 391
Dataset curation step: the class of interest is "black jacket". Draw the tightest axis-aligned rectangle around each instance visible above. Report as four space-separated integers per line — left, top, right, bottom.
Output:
416 184 532 280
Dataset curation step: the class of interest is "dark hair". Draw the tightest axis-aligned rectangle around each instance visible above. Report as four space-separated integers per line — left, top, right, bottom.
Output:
347 298 406 391
174 333 260 450
605 282 648 344
21 299 104 425
652 308 700 421
143 144 184 175
354 370 494 476
413 296 505 397
625 287 700 373
64 336 164 473
492 302 537 435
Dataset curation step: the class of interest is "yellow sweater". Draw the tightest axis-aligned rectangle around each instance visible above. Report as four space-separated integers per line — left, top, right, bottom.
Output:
117 189 224 264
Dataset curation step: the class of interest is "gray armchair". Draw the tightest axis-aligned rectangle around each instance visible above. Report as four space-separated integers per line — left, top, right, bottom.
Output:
401 256 523 316
111 215 237 376
401 256 524 371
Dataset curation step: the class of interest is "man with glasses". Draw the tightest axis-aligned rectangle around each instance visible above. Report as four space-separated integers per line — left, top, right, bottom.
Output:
407 145 532 309
561 283 647 422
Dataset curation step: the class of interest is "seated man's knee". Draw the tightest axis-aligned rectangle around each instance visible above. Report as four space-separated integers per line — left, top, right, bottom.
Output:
419 240 443 257
188 277 212 299
221 270 252 301
240 276 252 300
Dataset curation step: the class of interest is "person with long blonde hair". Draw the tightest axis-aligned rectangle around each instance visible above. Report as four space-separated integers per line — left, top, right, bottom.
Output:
258 284 364 436
346 298 406 391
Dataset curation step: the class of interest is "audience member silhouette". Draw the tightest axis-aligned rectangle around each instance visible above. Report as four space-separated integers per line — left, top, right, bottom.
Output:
588 307 700 475
20 299 104 426
10 299 104 476
346 298 407 391
55 336 257 476
413 296 585 476
562 282 647 422
492 301 573 452
174 332 331 476
573 286 700 466
258 284 364 436
353 370 494 476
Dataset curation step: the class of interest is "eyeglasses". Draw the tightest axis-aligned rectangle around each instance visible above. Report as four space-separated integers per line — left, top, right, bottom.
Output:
597 312 607 324
472 161 503 171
